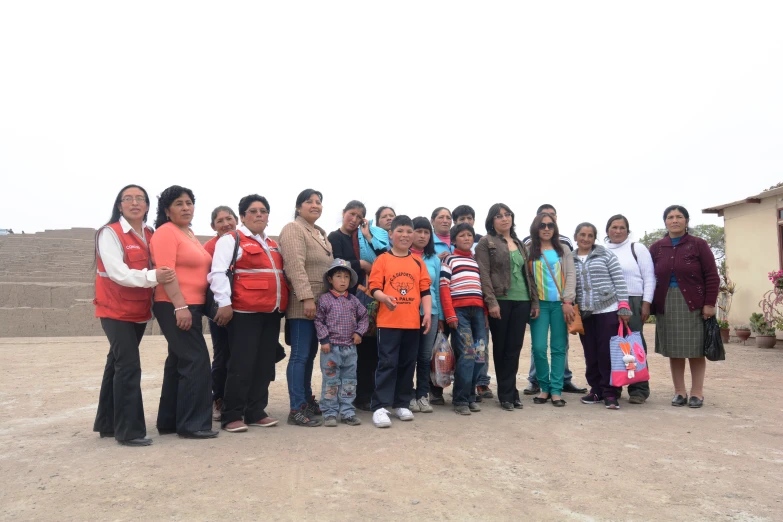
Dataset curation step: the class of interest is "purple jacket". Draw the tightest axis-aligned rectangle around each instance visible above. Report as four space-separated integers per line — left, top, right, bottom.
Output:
649 233 719 314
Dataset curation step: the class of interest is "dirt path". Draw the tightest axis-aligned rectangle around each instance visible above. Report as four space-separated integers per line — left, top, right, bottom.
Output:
0 330 781 521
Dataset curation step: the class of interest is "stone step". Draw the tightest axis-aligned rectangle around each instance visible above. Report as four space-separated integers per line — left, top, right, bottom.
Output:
0 282 96 308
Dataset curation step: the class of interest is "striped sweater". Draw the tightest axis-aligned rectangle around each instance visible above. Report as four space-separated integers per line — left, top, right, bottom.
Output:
440 249 485 323
572 245 631 314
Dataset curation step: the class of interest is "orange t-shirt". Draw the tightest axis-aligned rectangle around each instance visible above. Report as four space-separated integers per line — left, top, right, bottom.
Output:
368 251 432 329
150 222 212 304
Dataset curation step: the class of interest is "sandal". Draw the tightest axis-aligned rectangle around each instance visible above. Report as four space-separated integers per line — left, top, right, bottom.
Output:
533 394 551 405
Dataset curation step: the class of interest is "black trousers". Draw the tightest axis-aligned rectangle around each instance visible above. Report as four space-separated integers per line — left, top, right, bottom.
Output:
222 312 281 425
153 302 212 434
208 319 230 402
356 335 379 404
94 318 147 441
488 300 532 404
371 327 419 411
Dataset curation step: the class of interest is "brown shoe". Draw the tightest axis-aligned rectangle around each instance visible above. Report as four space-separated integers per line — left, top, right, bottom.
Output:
223 420 248 433
212 399 222 422
248 416 279 427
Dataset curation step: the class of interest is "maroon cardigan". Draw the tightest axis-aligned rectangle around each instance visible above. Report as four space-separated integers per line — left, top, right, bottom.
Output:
649 233 719 314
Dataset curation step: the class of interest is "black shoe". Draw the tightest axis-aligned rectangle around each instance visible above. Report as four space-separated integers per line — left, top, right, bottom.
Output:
178 430 219 439
118 436 152 447
429 394 446 406
552 398 567 407
562 382 588 394
99 431 114 439
306 396 323 417
671 394 688 407
474 394 483 403
688 396 704 408
513 399 524 409
533 394 551 405
500 402 514 411
523 383 540 395
287 408 320 427
157 427 176 435
354 400 372 412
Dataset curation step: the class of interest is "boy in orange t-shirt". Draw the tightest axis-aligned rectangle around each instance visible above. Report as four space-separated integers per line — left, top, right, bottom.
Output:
368 216 432 428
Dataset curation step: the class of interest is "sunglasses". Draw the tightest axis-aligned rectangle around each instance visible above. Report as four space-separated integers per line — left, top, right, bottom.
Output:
538 222 555 230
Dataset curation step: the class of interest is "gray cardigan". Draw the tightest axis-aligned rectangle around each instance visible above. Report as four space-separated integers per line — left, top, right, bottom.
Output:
571 245 631 315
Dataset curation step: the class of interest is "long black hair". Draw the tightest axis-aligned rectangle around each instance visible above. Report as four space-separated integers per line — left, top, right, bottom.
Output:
528 212 564 259
411 216 436 258
105 184 150 226
155 185 196 229
484 203 519 241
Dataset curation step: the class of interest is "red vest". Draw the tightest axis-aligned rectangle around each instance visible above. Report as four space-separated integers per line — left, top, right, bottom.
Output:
93 222 155 322
232 231 289 313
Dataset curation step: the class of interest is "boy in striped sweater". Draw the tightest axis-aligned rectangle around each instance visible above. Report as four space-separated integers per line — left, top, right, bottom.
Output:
440 223 488 415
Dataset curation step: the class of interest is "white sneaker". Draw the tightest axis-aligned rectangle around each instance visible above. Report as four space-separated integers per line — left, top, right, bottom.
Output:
417 396 433 413
394 407 414 421
409 398 420 412
373 408 392 428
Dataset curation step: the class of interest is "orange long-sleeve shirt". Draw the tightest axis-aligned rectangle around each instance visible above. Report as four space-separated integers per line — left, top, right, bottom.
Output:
368 251 431 329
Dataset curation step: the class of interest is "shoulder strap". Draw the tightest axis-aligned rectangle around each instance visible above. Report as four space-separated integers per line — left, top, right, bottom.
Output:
541 252 563 299
227 231 241 293
631 242 638 263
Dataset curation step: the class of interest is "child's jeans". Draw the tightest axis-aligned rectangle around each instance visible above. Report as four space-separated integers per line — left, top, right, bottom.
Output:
319 344 358 419
452 306 487 406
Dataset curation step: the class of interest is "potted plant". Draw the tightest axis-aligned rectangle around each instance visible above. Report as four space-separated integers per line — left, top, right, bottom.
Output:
734 324 751 343
750 313 777 348
716 319 730 343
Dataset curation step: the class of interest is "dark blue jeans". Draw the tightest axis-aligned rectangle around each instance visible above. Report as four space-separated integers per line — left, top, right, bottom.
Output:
286 318 318 410
452 306 487 406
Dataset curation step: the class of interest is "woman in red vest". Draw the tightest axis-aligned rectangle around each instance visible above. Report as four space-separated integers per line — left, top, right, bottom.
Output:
93 184 175 447
150 185 217 439
208 194 289 432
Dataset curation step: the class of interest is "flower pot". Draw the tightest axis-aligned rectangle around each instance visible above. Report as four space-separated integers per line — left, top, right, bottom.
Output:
736 330 751 343
756 335 777 349
719 327 730 343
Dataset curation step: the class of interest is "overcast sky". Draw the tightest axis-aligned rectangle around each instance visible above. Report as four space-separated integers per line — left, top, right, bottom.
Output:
1 2 781 240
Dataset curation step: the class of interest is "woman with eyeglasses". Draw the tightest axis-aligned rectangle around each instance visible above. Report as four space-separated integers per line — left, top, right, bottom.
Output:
93 185 176 447
527 212 576 408
150 185 217 439
475 204 539 411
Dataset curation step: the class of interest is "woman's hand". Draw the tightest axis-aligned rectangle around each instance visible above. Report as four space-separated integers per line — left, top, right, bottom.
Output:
619 313 631 325
488 305 501 320
156 267 176 284
437 251 450 261
303 298 316 319
359 260 373 274
530 307 540 319
438 320 445 333
562 303 575 324
175 307 192 331
360 220 373 241
214 305 233 327
702 305 716 320
641 301 651 323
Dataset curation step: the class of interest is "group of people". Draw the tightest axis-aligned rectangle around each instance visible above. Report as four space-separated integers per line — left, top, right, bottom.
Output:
92 184 719 446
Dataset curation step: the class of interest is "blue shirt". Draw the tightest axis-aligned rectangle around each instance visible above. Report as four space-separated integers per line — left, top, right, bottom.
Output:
669 236 682 287
541 250 562 301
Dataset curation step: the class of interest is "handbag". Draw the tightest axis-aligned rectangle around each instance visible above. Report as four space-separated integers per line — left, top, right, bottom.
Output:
609 322 650 387
541 253 582 332
204 231 241 321
358 221 390 263
704 316 726 361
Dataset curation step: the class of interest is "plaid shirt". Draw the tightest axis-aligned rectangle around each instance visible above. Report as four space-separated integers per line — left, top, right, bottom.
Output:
315 290 369 346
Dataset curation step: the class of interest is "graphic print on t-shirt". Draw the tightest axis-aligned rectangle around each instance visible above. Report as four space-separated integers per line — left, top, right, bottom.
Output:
390 271 415 299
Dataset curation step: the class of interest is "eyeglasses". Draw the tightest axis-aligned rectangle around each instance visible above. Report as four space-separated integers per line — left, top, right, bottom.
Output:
247 208 269 216
121 196 147 204
538 222 555 230
495 213 513 220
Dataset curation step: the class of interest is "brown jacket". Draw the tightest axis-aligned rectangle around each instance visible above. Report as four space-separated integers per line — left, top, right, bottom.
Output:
475 234 539 311
279 216 333 320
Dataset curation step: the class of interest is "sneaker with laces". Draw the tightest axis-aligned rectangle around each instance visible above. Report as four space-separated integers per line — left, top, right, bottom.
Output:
454 404 471 415
341 416 362 426
306 396 322 417
417 397 433 413
287 407 320 427
580 393 602 404
373 408 392 428
323 416 337 427
212 399 222 422
394 407 414 421
604 397 621 410
469 402 481 412
409 398 420 412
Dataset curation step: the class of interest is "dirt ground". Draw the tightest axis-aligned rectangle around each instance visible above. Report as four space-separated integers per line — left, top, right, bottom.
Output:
0 328 781 521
